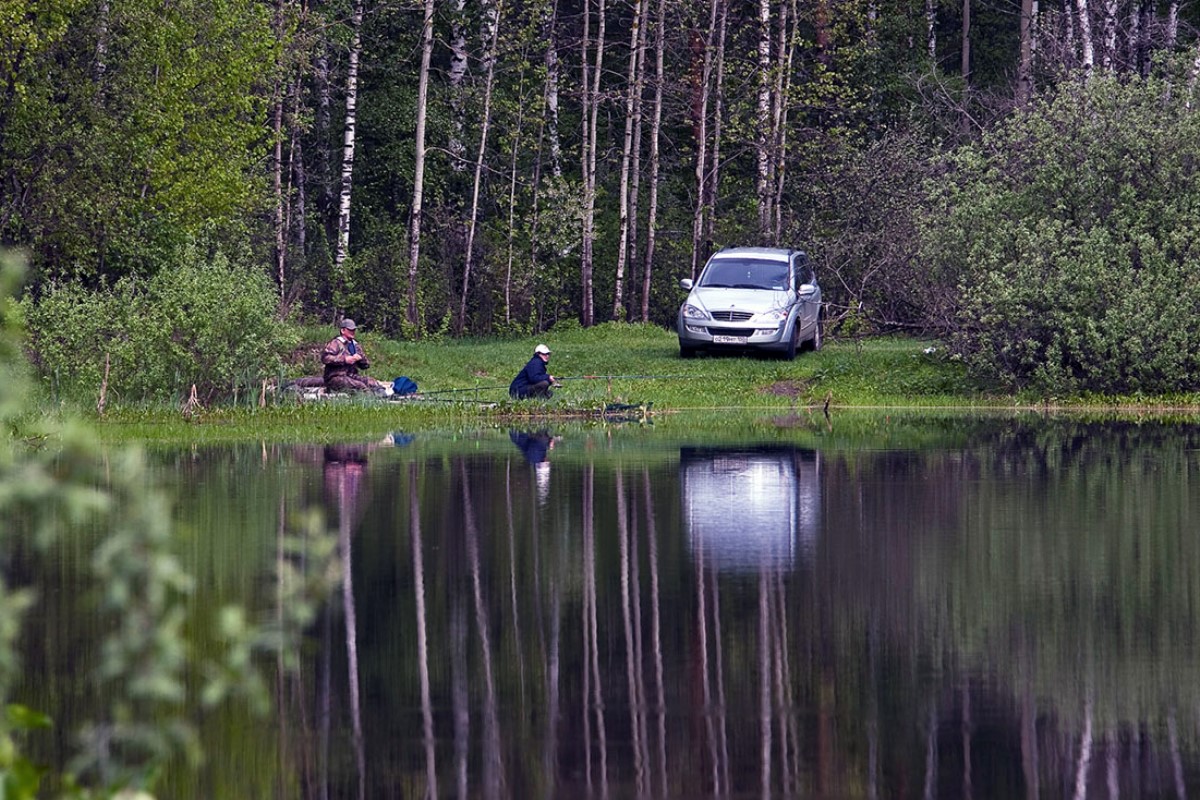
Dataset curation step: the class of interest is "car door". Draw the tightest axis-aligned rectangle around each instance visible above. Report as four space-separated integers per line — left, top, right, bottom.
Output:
788 254 810 335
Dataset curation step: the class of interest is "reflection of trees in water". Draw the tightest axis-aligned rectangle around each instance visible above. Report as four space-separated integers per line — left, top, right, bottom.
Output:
261 425 1200 798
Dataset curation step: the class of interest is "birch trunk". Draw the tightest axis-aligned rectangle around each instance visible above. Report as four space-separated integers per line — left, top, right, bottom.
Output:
407 0 436 330
458 0 503 332
704 1 728 249
1017 0 1036 104
926 0 937 60
640 0 666 321
1102 0 1118 70
272 0 286 294
690 0 720 280
756 0 773 238
333 0 364 279
961 0 971 82
542 0 563 180
1075 0 1095 71
580 0 607 326
448 0 468 171
612 0 646 318
769 0 792 242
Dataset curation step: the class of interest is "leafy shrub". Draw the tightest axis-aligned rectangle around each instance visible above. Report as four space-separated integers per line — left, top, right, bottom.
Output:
24 240 297 403
921 74 1200 394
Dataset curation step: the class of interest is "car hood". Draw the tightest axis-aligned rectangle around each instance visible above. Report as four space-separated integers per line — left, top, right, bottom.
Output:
688 287 791 313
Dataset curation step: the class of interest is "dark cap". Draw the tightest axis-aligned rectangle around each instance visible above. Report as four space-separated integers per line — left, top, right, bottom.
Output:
339 318 357 331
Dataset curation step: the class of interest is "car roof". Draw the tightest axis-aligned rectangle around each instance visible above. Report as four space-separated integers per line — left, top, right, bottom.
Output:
709 247 801 262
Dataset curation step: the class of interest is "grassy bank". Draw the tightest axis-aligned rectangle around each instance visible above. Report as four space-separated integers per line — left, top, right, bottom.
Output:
79 322 1200 443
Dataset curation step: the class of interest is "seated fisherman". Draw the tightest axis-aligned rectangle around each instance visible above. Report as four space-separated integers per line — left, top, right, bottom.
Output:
509 343 559 399
322 318 391 394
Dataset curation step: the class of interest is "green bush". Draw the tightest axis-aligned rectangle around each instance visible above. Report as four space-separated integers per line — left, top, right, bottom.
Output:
24 240 297 404
921 74 1200 394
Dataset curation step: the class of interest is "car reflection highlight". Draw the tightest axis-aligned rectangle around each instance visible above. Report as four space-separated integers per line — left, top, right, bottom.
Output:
680 446 820 572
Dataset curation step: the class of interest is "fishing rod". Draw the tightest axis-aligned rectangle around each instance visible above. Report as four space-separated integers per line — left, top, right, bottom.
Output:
557 374 692 381
417 383 511 397
414 373 688 398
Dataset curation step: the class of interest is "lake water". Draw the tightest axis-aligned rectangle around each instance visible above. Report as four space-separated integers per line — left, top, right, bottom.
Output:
15 414 1200 798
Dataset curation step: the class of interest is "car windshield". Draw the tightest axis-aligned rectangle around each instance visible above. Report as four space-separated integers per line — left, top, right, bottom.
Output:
698 258 790 290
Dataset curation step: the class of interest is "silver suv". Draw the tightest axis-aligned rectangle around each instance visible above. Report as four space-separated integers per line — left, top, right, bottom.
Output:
676 247 823 360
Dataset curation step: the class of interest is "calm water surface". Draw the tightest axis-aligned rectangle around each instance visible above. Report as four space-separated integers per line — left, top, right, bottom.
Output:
18 415 1200 798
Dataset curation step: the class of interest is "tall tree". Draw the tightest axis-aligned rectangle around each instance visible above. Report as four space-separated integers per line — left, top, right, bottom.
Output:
612 0 646 318
579 0 607 326
756 0 774 238
407 0 437 330
690 0 721 279
458 0 503 331
333 0 364 286
639 0 666 321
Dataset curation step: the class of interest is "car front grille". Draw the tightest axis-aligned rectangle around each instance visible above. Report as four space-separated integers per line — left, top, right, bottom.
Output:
710 310 754 322
707 327 756 337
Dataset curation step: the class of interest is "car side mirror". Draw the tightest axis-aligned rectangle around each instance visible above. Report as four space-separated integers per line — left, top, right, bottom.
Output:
679 278 694 290
797 283 817 298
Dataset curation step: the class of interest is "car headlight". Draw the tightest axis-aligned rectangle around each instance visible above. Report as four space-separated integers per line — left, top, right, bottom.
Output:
681 303 710 320
751 308 789 324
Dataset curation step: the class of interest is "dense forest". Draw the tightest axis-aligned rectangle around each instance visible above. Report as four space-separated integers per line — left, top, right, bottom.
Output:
6 0 1200 394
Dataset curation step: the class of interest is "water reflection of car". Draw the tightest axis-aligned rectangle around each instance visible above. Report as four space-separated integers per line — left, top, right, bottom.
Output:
680 446 820 572
676 246 823 360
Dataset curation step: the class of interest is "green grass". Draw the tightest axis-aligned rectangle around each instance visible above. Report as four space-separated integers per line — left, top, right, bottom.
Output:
356 322 978 408
53 322 1200 444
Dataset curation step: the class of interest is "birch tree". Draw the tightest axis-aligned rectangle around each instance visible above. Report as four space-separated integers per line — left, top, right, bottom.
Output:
1017 0 1036 104
691 0 721 280
580 0 607 326
458 0 503 331
1076 0 1095 71
541 0 564 180
448 0 469 172
612 0 646 318
407 0 436 329
333 0 364 281
756 0 774 238
639 0 666 321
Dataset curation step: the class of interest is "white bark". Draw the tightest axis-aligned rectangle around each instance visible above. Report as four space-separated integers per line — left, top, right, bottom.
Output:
448 0 468 171
542 0 563 179
612 0 646 318
640 0 665 321
458 0 503 331
756 0 772 237
333 0 364 276
926 0 937 60
1102 0 1118 70
407 0 436 328
1075 0 1095 72
705 1 728 249
1017 0 1036 104
690 0 720 280
580 0 606 326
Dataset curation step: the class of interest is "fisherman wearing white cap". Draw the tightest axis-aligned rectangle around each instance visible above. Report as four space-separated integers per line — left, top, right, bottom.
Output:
509 343 560 399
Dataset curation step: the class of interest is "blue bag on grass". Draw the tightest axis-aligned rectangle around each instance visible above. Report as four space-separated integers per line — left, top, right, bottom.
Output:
392 376 419 396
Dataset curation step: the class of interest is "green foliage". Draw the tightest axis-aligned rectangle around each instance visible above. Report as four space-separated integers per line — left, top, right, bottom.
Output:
921 74 1200 394
0 0 276 281
25 239 298 404
2 249 339 794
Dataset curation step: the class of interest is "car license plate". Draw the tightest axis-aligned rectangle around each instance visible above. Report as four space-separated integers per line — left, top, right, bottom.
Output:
712 335 747 344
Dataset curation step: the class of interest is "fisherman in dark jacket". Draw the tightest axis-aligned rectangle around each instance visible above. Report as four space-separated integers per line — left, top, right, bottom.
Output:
509 343 559 399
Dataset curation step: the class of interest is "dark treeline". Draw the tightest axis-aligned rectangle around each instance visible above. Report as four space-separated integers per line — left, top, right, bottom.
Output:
6 0 1200 391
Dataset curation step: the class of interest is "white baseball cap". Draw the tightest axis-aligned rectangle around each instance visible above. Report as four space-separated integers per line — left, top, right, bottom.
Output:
534 343 551 355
